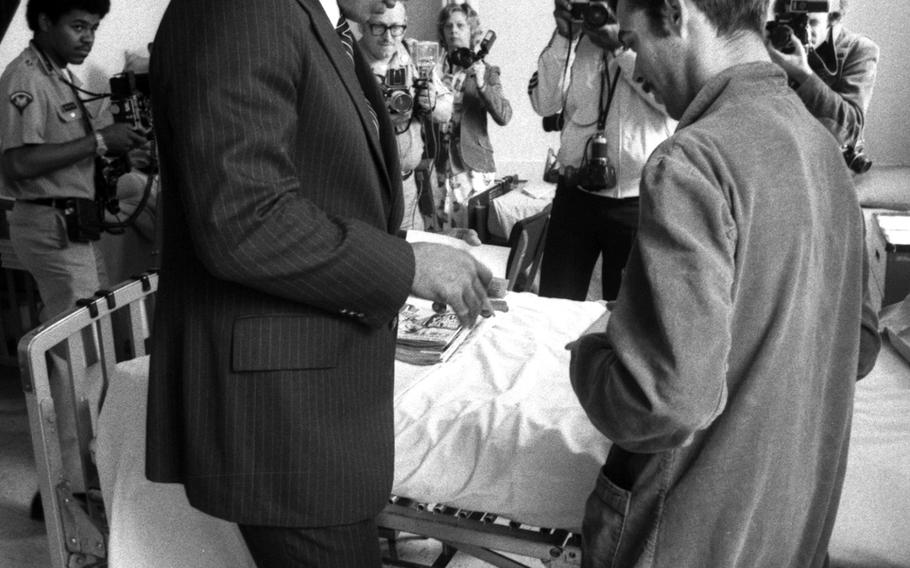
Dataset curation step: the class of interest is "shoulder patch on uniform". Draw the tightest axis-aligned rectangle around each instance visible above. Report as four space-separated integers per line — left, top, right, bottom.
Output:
9 91 33 114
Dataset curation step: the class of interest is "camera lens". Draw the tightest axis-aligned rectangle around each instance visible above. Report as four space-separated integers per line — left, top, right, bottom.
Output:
848 153 873 174
542 113 565 132
584 3 614 28
590 133 608 163
387 91 414 114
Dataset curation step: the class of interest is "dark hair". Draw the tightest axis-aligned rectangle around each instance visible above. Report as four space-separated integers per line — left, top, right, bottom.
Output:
26 0 110 32
437 2 483 51
621 0 768 39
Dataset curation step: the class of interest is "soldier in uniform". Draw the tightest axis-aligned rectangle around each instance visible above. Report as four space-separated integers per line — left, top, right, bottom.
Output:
0 0 146 517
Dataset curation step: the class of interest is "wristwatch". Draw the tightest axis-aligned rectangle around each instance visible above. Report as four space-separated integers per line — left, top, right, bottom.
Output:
93 131 108 157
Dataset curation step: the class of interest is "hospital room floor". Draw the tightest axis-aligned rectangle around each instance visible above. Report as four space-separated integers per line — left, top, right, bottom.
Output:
0 363 535 568
0 363 50 568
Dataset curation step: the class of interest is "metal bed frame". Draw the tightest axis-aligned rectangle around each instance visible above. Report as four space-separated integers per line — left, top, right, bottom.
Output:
19 272 156 568
19 272 581 568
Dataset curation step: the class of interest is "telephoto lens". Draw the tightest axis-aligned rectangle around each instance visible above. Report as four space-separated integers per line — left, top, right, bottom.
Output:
583 1 614 28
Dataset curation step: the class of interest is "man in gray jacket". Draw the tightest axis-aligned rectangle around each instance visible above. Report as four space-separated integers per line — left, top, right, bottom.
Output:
569 0 874 566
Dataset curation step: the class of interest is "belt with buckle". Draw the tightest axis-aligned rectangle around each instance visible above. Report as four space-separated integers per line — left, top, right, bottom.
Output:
21 198 74 210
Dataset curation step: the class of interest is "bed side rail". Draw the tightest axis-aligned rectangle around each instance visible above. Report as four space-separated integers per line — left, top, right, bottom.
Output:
18 272 158 568
379 496 582 567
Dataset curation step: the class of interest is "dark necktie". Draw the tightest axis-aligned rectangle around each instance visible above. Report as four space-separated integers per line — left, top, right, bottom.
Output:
335 17 356 63
335 17 379 135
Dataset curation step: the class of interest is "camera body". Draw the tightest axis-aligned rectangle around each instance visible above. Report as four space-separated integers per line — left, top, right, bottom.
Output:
381 66 414 115
109 71 152 131
766 0 830 53
447 30 497 69
567 132 617 191
98 71 154 213
569 1 614 28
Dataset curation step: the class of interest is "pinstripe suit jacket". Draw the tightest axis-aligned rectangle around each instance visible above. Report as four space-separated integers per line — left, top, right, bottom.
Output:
145 0 415 527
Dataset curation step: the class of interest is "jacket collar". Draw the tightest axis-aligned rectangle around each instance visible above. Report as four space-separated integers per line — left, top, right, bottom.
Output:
293 0 388 180
677 62 787 130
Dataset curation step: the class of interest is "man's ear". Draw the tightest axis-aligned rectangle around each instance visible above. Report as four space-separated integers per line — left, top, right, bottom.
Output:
37 13 51 33
662 0 686 36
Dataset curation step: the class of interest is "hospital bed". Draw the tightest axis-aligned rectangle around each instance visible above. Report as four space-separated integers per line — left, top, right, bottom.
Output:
20 272 910 568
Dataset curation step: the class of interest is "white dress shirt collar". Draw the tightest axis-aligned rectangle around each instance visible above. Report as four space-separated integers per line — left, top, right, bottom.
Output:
318 0 341 27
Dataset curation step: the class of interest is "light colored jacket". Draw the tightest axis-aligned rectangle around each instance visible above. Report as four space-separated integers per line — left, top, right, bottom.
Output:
796 24 879 147
529 33 674 198
571 62 866 568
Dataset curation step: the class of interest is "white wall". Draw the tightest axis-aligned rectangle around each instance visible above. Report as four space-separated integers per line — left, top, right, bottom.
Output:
848 1 910 166
2 0 906 170
0 1 167 100
474 3 561 179
476 0 909 172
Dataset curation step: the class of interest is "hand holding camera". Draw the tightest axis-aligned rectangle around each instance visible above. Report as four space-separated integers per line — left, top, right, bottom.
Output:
766 0 830 53
766 37 813 86
553 0 582 39
414 78 436 113
569 1 615 29
470 60 487 89
97 122 148 156
447 30 496 69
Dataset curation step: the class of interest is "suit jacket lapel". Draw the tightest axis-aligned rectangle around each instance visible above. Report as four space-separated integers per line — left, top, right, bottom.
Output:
294 0 393 194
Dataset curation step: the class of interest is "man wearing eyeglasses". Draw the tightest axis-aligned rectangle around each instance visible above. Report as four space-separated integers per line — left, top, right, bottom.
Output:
359 2 453 231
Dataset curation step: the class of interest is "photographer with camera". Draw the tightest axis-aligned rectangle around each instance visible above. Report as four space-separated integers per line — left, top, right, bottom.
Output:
0 0 148 519
0 0 148 323
529 0 674 301
358 2 453 231
434 1 512 230
766 0 879 173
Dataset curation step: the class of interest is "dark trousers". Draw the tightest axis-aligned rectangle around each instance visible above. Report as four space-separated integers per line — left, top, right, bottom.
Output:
238 519 382 568
539 181 639 301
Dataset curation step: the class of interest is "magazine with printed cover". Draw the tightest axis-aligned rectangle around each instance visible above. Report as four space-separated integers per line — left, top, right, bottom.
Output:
396 301 470 365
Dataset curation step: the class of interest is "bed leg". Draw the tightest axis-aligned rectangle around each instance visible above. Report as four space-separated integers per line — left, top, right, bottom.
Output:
431 543 457 567
380 526 401 560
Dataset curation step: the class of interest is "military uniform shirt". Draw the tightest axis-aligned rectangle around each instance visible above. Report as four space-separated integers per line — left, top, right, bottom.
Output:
0 42 96 200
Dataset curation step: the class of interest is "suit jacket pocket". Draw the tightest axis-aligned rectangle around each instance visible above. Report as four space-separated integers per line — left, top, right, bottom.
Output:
231 314 353 371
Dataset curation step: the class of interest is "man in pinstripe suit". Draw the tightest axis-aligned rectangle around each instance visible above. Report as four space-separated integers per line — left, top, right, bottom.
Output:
145 0 492 565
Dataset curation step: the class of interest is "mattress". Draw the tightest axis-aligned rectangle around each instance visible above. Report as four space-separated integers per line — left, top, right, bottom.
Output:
94 292 910 567
95 292 606 567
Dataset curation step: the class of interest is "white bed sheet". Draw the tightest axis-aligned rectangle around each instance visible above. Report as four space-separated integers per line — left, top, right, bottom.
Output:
94 293 910 567
391 292 610 531
828 341 910 567
95 293 606 567
487 182 556 240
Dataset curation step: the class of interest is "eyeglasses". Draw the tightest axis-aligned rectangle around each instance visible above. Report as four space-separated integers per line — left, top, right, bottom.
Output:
368 23 407 37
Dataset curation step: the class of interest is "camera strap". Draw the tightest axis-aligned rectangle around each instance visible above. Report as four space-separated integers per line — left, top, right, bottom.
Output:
557 33 580 112
33 44 104 204
596 59 622 131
